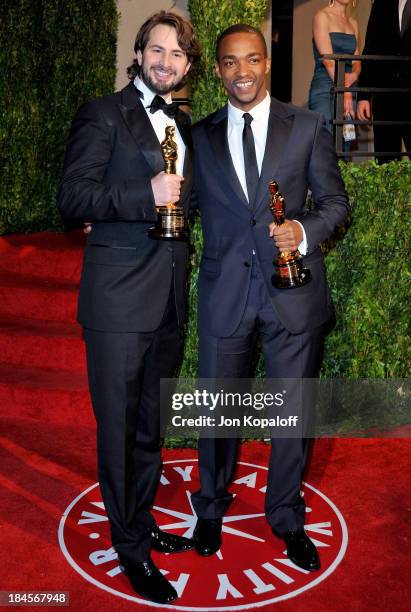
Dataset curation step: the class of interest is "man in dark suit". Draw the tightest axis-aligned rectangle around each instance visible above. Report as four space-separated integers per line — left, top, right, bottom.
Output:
190 24 349 571
357 0 411 162
58 12 200 604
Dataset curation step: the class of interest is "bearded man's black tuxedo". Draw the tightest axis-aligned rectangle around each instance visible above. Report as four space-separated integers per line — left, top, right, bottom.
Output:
190 97 350 535
359 0 411 161
58 81 192 562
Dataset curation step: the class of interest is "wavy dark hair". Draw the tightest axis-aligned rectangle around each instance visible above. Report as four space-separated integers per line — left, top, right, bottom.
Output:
127 11 200 84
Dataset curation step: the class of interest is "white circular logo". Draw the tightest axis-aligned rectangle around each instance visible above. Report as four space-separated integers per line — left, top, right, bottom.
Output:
59 459 348 609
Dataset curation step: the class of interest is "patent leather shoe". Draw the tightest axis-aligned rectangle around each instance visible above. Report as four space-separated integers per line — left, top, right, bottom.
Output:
151 526 194 553
193 518 222 556
283 529 320 571
119 556 177 603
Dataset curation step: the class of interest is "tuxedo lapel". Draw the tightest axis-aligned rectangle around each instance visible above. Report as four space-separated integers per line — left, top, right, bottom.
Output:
206 107 249 208
254 98 295 212
176 112 193 205
118 82 164 174
118 83 193 204
175 110 191 147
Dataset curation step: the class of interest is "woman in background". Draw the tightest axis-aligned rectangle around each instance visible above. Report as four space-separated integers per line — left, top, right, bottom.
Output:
309 0 360 141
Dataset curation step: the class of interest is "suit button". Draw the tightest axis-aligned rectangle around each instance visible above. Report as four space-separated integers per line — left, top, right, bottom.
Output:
251 219 256 226
244 262 250 267
167 247 172 252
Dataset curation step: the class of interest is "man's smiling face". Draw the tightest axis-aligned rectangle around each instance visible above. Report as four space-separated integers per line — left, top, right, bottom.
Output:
215 31 271 111
137 24 191 95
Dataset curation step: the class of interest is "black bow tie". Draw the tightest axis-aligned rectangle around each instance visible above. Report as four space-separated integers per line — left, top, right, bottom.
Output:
148 95 179 118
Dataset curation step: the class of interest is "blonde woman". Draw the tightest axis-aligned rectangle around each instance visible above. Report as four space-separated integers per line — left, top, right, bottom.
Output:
309 0 360 135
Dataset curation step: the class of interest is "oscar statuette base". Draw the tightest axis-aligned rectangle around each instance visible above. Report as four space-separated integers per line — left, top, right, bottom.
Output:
148 206 188 241
272 252 312 289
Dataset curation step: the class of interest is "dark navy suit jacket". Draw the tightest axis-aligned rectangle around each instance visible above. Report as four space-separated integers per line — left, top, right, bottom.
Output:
359 0 411 101
192 97 350 336
58 81 192 332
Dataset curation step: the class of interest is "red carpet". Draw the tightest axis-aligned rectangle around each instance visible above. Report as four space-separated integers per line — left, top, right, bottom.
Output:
0 231 91 426
0 232 410 611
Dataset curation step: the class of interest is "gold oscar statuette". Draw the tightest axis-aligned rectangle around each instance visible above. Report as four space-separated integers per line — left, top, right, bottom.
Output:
148 125 188 241
269 180 311 289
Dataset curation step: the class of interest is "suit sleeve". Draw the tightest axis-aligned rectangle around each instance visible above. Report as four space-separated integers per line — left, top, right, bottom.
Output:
357 1 381 101
297 114 350 252
57 101 157 223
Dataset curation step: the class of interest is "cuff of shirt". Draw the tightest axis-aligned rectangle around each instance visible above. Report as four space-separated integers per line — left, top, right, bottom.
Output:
294 220 307 255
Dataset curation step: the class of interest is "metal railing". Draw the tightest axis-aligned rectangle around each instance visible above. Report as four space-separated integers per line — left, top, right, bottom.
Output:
322 53 411 159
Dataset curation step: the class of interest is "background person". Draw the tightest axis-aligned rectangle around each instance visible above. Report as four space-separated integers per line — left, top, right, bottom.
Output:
309 0 360 146
357 0 411 162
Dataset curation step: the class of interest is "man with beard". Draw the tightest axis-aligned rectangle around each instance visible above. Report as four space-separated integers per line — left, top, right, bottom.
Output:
190 24 349 571
58 12 200 604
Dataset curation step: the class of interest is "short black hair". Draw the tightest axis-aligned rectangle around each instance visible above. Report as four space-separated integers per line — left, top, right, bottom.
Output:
216 24 267 61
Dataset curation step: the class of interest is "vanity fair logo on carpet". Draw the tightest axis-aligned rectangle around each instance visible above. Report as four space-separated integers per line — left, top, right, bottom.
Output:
59 459 348 610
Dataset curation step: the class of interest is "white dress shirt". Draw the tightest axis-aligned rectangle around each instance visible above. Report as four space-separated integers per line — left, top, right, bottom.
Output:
227 91 307 254
134 76 185 176
399 0 408 29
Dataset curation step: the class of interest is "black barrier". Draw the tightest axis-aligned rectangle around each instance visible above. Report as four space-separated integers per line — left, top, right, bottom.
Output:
322 53 411 158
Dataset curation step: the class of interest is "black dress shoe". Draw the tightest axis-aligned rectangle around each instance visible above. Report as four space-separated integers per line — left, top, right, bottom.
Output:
151 526 194 553
119 556 177 604
193 518 222 556
283 529 320 572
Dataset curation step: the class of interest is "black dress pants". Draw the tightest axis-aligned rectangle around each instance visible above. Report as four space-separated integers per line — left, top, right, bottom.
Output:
373 90 411 163
192 259 323 535
84 284 181 562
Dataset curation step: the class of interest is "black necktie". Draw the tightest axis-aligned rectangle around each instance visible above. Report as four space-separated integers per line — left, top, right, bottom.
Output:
149 95 179 118
402 0 411 35
242 113 259 206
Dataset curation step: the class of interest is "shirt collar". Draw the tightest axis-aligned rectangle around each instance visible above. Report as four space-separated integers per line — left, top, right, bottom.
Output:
133 76 172 107
228 91 271 125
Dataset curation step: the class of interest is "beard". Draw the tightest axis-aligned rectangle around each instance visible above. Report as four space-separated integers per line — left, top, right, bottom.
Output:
140 63 182 95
